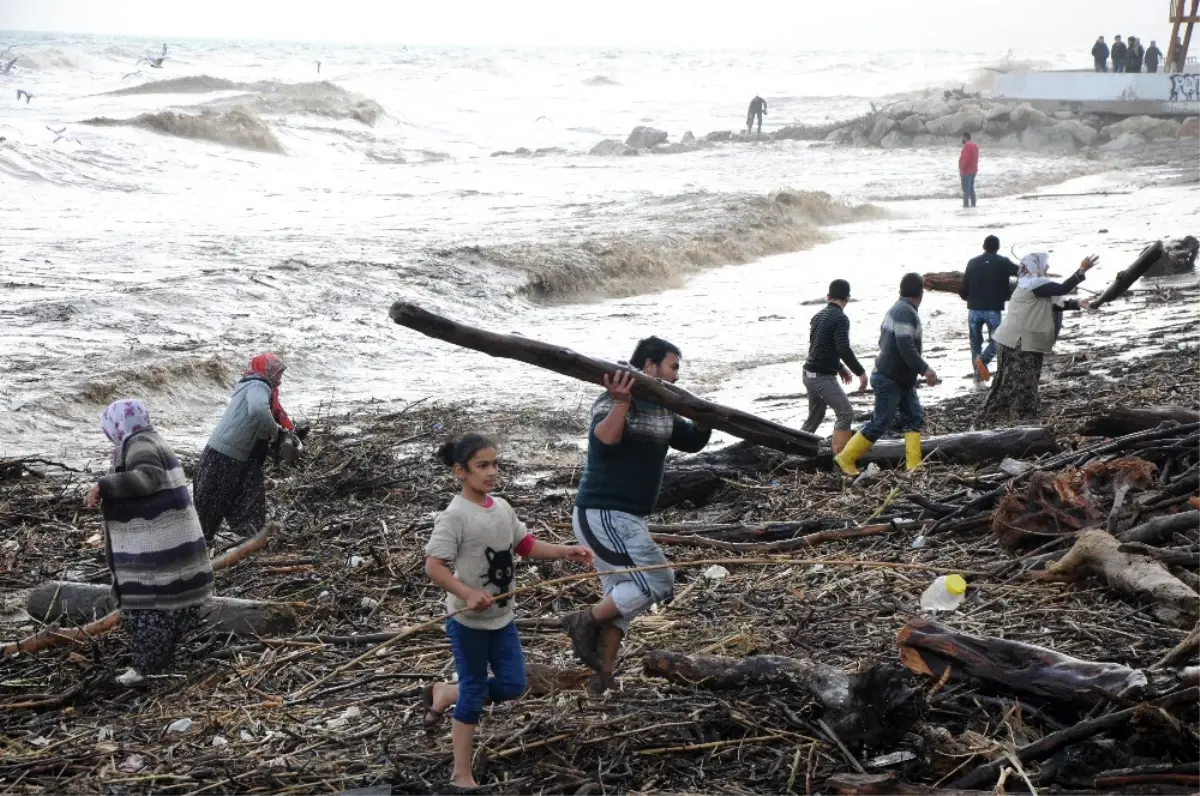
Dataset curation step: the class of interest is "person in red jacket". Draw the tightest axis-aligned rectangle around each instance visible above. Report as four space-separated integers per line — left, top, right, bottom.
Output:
959 132 979 208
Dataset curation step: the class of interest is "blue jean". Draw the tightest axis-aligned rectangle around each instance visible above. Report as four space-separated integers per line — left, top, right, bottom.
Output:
968 309 1002 367
860 372 924 443
446 618 526 725
960 173 976 207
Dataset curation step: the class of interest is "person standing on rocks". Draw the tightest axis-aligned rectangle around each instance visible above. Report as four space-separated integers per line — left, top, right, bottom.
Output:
1111 36 1127 73
801 279 867 453
834 273 938 477
563 337 711 696
746 95 767 135
959 235 1019 385
1145 40 1162 73
959 132 979 208
1092 36 1109 72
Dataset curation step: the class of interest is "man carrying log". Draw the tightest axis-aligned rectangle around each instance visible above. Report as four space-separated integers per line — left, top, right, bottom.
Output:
835 274 937 476
801 279 867 454
959 234 1018 384
563 336 712 695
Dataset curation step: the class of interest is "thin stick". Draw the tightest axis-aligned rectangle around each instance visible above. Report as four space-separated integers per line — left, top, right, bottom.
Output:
293 555 976 697
817 718 866 774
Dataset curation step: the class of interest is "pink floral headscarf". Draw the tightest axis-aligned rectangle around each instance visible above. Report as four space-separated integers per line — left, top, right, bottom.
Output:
99 399 152 461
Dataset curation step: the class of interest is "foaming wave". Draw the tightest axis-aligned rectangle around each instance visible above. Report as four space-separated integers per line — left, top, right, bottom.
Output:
965 54 1057 93
233 81 384 126
429 190 884 302
583 75 620 86
81 107 285 153
9 47 82 71
104 75 251 96
77 355 232 408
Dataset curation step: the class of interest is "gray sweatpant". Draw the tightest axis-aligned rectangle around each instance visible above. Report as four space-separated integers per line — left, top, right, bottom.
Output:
573 507 672 635
802 370 855 432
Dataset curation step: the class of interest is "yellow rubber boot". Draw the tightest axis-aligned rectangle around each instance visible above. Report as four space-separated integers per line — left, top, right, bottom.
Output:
905 432 924 471
833 432 873 476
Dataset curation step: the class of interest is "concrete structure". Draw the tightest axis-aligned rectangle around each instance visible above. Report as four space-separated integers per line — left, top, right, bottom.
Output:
994 71 1200 116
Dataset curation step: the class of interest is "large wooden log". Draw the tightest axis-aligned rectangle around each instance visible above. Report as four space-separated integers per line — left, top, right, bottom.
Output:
642 650 924 747
1046 529 1199 627
25 581 297 636
1078 406 1200 438
897 617 1147 703
922 271 964 294
859 426 1058 467
388 302 820 456
1090 240 1166 309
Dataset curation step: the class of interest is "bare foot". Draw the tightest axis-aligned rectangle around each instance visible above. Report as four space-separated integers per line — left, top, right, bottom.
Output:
431 682 455 715
449 776 478 791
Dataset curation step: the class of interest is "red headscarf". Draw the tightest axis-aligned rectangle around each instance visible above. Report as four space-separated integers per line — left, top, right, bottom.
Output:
244 353 295 431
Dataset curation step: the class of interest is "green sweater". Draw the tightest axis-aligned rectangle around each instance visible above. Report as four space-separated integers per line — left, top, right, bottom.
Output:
575 393 711 517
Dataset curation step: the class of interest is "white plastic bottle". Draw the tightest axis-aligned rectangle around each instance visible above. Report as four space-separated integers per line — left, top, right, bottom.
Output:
920 574 967 612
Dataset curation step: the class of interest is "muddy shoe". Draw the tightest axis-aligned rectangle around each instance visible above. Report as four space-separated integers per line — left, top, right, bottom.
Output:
586 672 618 697
562 609 604 671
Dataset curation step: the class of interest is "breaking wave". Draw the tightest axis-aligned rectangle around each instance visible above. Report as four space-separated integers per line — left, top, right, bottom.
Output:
81 107 285 153
6 47 82 71
427 190 884 301
76 355 233 407
104 75 252 95
105 77 384 126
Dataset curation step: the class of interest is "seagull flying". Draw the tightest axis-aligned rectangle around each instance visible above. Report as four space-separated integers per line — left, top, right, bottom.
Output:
16 88 32 103
0 56 17 75
46 125 76 144
137 56 166 69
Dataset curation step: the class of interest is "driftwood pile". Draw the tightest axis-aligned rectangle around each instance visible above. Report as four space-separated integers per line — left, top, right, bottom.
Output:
0 291 1197 794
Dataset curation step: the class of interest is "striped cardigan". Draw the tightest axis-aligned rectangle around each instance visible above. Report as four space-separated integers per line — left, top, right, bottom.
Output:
100 430 213 612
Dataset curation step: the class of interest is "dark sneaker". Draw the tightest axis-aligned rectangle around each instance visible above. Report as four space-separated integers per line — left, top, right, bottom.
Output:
562 610 604 671
586 672 618 697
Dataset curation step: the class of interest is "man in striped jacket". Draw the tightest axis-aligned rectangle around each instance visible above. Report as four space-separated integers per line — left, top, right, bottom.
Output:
801 279 867 454
834 273 939 476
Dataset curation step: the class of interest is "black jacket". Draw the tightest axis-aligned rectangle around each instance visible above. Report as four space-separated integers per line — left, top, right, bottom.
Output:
960 252 1019 311
1111 41 1127 64
1092 41 1109 61
1145 45 1161 68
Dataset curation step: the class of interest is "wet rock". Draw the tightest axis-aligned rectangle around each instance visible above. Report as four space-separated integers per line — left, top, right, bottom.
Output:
680 131 696 146
1052 110 1076 121
879 129 911 149
1101 115 1180 141
704 130 732 142
589 139 631 156
625 125 668 149
826 127 852 144
1042 130 1078 155
1019 127 1050 150
984 105 1012 122
1009 104 1049 129
983 119 1011 137
490 146 564 158
997 132 1023 148
850 129 870 147
911 97 951 118
1180 117 1200 138
1051 119 1098 147
925 110 984 137
911 133 937 147
868 117 895 146
899 114 924 135
1101 131 1148 151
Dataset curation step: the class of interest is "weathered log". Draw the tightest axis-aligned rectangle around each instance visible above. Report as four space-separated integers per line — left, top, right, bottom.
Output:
523 662 590 696
642 650 924 747
388 302 820 456
653 521 902 553
1047 529 1199 627
24 581 297 636
826 773 993 796
656 464 739 509
1090 240 1166 309
1078 406 1200 438
897 617 1146 703
922 271 964 294
859 426 1058 467
1115 510 1199 545
951 686 1199 789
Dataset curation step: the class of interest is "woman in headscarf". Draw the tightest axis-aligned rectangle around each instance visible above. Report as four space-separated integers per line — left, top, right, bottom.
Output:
84 399 213 686
980 252 1097 422
193 353 295 542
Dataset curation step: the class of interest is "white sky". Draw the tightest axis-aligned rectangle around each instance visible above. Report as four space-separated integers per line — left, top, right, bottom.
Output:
1 0 1173 50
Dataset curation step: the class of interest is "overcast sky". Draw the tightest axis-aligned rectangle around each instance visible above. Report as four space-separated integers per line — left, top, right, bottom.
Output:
2 0 1171 50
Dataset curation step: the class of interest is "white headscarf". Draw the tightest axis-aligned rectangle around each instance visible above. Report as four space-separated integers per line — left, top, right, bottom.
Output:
99 399 152 462
1017 252 1052 291
1017 252 1065 307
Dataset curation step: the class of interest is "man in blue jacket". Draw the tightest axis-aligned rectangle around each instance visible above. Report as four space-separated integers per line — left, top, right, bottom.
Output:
835 273 938 476
960 234 1019 383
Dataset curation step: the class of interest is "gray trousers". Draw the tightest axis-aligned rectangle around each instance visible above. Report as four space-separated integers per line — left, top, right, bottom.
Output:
802 370 855 432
